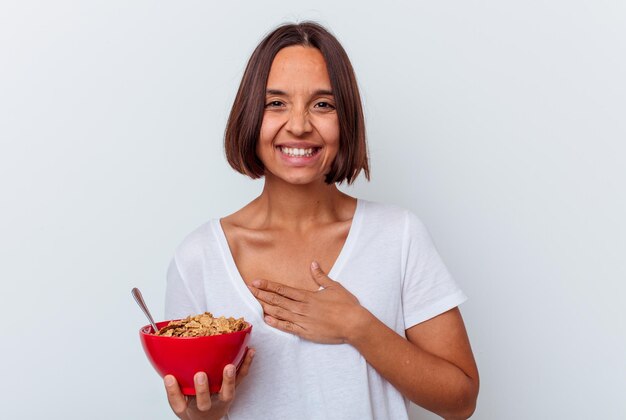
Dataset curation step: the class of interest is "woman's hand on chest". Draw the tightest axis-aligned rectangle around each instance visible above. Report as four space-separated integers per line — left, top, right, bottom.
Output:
247 261 368 344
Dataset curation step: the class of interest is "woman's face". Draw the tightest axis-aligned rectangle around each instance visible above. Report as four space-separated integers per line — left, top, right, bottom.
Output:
257 45 340 186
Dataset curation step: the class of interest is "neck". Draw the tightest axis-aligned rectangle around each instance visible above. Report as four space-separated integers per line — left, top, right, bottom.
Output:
253 174 352 230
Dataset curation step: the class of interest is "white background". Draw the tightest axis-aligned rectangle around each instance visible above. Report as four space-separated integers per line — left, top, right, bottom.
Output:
1 1 625 419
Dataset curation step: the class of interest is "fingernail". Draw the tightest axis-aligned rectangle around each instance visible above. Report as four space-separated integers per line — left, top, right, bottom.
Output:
164 376 175 386
196 373 206 384
311 261 319 270
252 280 261 287
264 316 272 324
226 366 235 377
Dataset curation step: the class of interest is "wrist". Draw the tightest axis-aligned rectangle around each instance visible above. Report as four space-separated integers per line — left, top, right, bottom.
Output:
344 305 374 345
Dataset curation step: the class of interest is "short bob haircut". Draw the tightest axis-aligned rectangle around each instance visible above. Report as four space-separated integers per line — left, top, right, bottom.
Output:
224 21 370 185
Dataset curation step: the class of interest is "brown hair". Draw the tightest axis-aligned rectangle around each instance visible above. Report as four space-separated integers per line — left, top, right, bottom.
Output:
224 21 370 184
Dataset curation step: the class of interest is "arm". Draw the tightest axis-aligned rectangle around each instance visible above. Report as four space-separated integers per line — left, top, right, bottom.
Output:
349 306 478 419
249 263 479 419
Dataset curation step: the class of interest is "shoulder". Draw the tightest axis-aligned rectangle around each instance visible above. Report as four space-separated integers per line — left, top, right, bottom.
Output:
171 220 219 263
358 199 423 231
357 200 436 251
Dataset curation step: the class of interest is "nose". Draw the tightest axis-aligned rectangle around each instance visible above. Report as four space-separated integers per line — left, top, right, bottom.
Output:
285 107 313 137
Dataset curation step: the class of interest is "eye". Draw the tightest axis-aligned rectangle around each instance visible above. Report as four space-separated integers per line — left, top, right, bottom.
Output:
314 101 335 110
265 100 284 108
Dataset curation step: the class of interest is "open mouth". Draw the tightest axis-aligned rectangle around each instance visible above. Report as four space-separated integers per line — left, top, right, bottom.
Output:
277 146 321 158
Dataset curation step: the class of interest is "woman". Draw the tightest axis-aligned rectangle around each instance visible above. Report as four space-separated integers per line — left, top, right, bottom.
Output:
163 22 479 420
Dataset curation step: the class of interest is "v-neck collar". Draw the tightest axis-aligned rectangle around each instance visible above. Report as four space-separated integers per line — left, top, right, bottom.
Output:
211 199 365 328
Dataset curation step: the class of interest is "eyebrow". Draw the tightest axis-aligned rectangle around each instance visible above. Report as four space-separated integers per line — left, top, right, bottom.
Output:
266 89 334 96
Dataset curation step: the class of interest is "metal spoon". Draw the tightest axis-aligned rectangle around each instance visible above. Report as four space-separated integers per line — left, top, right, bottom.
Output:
131 287 159 333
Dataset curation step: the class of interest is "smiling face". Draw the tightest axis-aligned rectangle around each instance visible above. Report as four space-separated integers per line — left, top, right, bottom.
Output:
256 46 340 186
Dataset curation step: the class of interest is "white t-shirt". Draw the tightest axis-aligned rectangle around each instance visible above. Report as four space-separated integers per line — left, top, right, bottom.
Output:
165 199 467 420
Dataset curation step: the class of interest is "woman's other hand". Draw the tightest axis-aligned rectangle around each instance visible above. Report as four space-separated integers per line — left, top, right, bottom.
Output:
163 348 255 420
249 262 365 344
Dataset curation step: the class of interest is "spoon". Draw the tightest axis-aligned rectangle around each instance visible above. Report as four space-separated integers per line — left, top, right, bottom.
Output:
131 287 159 333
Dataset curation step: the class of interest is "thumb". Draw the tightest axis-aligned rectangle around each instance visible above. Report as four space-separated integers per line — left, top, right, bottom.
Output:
310 261 335 288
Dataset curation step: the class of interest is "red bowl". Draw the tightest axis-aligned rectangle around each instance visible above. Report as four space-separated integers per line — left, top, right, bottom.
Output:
139 320 252 395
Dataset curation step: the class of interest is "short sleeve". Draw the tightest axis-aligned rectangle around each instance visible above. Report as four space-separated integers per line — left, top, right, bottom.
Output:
164 257 202 320
401 211 467 329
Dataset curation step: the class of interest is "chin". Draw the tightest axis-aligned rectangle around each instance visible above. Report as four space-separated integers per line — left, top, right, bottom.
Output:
273 171 326 186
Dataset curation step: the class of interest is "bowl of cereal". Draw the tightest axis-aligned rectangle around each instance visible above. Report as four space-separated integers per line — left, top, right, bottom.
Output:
140 312 252 394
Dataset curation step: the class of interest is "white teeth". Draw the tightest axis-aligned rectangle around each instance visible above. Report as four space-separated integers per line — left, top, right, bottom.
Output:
279 146 316 157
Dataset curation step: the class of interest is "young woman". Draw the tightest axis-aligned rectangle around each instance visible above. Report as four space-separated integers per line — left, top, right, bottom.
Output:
163 22 479 420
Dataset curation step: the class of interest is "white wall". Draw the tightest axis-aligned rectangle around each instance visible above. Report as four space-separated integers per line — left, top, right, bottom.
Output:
1 1 624 419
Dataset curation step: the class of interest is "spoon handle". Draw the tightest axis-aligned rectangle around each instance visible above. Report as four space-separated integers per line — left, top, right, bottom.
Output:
132 287 159 333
